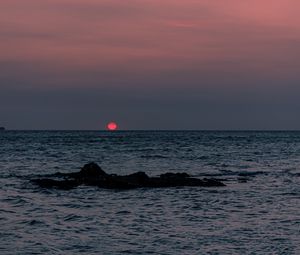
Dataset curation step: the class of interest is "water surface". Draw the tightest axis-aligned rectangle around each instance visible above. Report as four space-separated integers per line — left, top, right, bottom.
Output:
0 131 299 254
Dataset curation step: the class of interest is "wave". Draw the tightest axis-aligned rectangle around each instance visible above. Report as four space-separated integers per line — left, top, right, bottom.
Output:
197 169 267 178
140 155 169 159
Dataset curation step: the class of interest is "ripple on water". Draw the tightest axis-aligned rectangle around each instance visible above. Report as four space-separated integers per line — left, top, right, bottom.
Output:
1 131 300 254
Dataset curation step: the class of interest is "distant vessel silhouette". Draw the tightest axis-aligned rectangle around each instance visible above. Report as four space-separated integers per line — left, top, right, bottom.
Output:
0 127 5 131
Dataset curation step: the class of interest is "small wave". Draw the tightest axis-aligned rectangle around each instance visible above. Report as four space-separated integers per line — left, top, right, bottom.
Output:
27 220 46 226
64 214 83 222
287 172 300 177
0 173 27 179
237 171 266 177
196 170 235 178
98 135 125 139
0 209 16 214
116 210 131 215
197 169 267 178
140 155 168 159
198 156 209 160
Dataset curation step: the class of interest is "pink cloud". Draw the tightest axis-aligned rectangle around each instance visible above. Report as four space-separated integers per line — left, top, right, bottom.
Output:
1 0 300 88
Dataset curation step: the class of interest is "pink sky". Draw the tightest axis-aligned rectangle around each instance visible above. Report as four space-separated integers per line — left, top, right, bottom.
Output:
1 1 300 129
1 0 300 89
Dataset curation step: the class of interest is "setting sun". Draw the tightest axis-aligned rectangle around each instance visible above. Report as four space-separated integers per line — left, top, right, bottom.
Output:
107 122 118 131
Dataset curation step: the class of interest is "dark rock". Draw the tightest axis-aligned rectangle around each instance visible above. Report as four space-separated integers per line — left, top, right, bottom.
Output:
98 177 140 189
80 162 107 177
202 178 226 187
121 171 149 185
31 162 226 190
160 172 190 179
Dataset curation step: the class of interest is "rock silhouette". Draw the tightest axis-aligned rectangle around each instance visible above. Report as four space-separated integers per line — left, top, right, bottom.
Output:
31 162 225 190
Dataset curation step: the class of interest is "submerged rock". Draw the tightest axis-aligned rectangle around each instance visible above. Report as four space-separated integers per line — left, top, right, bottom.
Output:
32 178 80 190
31 162 225 190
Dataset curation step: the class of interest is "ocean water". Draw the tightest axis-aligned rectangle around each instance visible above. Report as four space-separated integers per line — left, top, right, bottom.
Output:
0 131 299 254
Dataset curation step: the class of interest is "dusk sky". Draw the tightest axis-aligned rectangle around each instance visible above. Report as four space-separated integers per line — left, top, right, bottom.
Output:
1 0 300 130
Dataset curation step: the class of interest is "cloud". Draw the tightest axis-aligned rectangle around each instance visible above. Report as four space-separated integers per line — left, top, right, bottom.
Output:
1 0 300 129
1 0 300 85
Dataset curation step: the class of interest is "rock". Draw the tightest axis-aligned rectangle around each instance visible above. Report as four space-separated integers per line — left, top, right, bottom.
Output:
31 162 226 190
160 172 190 179
79 162 107 177
121 171 150 185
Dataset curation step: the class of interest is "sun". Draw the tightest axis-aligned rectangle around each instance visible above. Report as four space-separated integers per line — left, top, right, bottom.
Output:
107 122 118 131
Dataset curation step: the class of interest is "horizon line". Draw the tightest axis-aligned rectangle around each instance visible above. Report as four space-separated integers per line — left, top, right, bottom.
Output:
2 129 300 132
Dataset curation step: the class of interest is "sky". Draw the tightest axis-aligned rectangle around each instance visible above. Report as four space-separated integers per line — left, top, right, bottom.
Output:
1 0 300 130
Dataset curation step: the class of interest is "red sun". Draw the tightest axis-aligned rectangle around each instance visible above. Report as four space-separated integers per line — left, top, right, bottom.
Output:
107 122 118 131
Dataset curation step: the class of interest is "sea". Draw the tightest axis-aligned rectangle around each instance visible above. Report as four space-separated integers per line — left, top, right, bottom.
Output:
0 131 299 254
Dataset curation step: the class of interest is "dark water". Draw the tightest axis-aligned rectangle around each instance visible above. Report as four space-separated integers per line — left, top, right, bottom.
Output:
0 131 299 254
